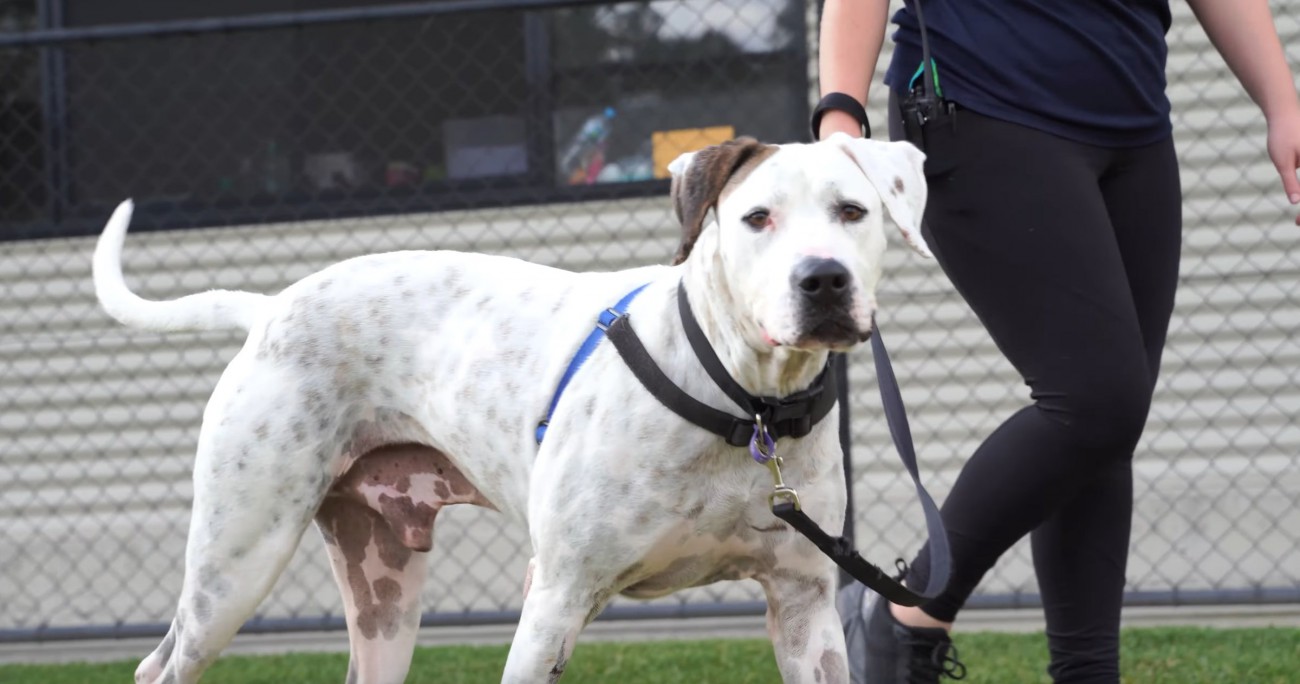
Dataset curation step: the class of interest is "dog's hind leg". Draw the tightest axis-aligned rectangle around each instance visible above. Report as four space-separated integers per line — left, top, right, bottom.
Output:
137 470 327 684
136 368 338 684
315 495 429 684
314 443 493 684
133 617 180 684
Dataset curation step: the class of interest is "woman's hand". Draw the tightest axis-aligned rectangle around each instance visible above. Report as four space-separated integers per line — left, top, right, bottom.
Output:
1266 105 1300 226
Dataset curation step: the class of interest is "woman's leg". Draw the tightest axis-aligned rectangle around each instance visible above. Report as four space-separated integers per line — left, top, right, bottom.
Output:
1029 137 1183 683
883 92 1164 622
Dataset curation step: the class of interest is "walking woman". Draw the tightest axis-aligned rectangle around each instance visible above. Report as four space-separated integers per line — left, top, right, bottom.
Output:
815 0 1300 682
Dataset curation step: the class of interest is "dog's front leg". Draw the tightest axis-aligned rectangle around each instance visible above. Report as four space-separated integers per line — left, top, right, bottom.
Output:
758 565 850 684
500 562 608 684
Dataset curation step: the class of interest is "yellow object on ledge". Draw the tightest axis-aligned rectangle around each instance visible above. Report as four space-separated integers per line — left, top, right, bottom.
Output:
651 126 736 179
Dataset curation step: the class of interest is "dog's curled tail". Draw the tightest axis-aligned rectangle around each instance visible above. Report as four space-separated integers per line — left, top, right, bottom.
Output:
93 199 270 333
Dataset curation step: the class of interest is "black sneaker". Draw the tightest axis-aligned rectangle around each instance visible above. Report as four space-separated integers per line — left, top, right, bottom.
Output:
862 590 966 682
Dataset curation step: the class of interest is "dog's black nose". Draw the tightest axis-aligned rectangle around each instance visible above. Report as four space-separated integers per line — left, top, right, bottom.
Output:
792 258 852 305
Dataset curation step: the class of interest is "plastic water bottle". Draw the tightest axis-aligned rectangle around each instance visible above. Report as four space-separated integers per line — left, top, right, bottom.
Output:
560 106 616 185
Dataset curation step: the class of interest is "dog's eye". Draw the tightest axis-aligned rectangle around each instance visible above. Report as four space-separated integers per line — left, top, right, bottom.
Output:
839 204 867 223
742 210 770 230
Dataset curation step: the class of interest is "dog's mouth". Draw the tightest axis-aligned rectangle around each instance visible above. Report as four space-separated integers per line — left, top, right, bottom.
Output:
764 312 870 351
796 315 870 350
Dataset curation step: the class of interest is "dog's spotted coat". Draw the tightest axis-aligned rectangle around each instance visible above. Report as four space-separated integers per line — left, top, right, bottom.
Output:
91 132 929 683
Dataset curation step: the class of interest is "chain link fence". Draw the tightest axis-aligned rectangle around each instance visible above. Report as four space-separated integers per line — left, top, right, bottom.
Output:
1 0 1297 643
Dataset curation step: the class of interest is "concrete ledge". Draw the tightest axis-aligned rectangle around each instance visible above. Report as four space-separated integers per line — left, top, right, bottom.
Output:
3 604 1297 666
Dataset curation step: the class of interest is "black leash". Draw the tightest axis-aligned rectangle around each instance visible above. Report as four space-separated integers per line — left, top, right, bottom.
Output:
604 280 951 606
772 327 951 606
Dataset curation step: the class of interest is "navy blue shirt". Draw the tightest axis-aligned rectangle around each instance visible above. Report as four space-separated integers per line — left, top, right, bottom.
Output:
884 0 1174 147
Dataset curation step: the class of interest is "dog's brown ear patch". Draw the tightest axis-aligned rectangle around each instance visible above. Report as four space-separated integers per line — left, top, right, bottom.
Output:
670 137 776 265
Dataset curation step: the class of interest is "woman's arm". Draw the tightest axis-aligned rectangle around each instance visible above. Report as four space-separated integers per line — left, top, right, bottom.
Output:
1187 0 1300 213
1186 0 1298 119
816 0 892 140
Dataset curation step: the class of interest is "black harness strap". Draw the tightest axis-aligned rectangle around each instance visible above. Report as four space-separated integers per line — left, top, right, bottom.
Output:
603 283 837 446
605 313 753 446
604 279 951 607
676 284 765 414
675 284 837 439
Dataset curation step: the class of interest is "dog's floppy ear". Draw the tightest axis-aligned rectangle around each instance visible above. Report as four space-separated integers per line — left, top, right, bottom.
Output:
667 137 776 265
835 133 933 258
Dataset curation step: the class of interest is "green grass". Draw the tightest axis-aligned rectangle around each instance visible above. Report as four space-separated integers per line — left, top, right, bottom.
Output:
2 627 1296 683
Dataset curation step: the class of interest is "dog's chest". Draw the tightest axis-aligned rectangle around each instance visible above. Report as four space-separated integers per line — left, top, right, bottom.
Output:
613 490 787 599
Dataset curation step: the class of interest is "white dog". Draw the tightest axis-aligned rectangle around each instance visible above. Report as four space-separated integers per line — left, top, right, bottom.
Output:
92 132 928 684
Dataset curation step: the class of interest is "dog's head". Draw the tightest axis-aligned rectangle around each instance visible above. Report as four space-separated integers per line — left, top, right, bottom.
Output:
668 131 929 352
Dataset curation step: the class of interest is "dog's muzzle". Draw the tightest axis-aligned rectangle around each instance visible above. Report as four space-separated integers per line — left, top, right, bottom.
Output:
791 257 865 346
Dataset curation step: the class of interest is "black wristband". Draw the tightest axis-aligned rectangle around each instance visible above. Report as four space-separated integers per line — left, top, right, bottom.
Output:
810 92 871 141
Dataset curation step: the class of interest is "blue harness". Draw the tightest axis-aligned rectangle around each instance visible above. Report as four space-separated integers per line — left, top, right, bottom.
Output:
535 282 651 444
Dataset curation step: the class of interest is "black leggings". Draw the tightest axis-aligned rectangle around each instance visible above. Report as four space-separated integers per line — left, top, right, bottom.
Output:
887 92 1183 683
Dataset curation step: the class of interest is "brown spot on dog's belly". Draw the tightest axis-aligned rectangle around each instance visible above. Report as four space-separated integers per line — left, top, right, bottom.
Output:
328 443 493 552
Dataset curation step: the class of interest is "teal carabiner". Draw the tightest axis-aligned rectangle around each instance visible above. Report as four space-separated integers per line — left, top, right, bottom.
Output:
907 58 944 99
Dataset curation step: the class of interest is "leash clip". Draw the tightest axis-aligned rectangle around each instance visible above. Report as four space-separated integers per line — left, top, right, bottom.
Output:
766 461 801 511
749 413 776 463
751 414 801 511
